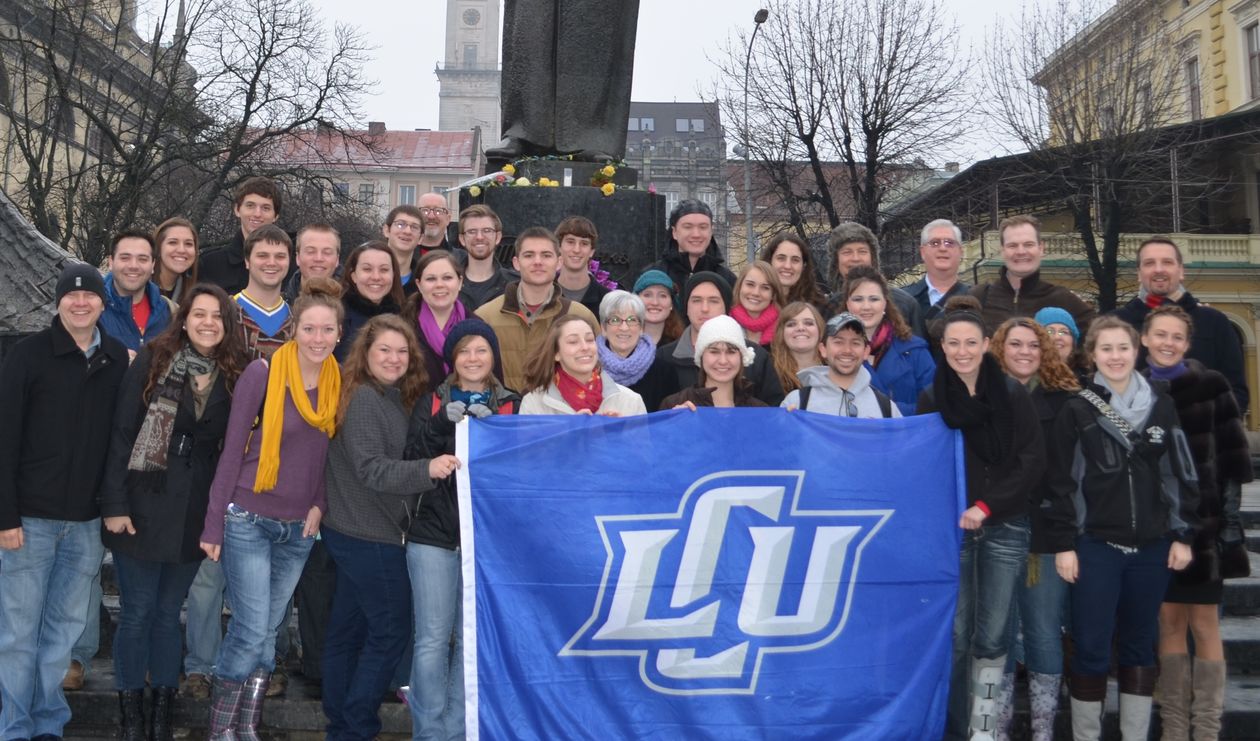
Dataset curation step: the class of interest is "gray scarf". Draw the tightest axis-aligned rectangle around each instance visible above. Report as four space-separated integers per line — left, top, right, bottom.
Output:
1095 370 1154 432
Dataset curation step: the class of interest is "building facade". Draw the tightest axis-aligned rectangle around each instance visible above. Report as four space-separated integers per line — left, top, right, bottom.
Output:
435 0 502 149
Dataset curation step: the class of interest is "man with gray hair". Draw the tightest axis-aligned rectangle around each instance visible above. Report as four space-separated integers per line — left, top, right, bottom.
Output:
905 219 971 323
825 222 926 338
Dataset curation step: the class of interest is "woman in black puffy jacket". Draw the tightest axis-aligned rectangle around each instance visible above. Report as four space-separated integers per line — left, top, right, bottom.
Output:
1045 316 1198 741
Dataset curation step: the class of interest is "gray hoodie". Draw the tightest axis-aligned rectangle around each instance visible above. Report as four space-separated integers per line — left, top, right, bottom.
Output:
781 365 901 418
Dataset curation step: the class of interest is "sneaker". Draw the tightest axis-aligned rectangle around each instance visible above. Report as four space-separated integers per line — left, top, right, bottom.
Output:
180 672 211 700
266 662 287 698
61 660 84 691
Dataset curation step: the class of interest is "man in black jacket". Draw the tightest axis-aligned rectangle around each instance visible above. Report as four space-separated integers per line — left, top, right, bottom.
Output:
1111 237 1249 414
0 264 128 739
198 177 285 295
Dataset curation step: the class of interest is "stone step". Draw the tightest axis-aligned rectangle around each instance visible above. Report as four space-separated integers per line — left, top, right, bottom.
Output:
1223 551 1260 616
1224 615 1260 674
1247 529 1260 553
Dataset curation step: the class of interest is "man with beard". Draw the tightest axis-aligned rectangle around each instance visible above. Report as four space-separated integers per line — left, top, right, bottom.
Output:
781 312 898 418
457 205 518 310
417 193 454 256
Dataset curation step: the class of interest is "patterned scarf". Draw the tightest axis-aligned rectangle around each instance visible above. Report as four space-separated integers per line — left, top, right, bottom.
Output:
555 366 604 413
596 335 655 386
729 303 779 345
868 321 894 367
418 300 467 375
254 341 340 493
128 344 216 472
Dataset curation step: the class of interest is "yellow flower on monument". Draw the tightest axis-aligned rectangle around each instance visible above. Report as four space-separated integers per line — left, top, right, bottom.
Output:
601 182 616 197
548 180 562 187
514 176 531 186
600 164 616 177
502 163 516 176
469 185 482 197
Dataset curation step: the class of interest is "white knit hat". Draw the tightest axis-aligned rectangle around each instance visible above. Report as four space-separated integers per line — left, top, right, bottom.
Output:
693 315 756 368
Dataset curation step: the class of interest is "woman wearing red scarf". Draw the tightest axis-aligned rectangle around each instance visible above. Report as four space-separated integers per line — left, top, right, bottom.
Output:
841 266 935 415
518 315 647 416
729 260 783 347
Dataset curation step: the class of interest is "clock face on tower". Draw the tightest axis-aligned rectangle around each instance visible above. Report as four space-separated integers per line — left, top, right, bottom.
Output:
463 8 481 26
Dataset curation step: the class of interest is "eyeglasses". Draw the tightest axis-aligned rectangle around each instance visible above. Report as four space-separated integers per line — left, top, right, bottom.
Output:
420 207 450 216
605 316 641 327
841 390 858 418
391 221 422 232
1044 327 1074 337
925 239 959 249
463 227 499 237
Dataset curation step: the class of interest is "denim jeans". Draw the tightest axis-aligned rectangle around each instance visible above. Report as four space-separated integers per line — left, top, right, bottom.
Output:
111 552 201 690
215 504 313 683
0 518 104 738
407 543 465 741
70 559 104 672
184 557 225 676
321 526 411 741
945 516 1029 741
1007 552 1070 675
1070 534 1171 676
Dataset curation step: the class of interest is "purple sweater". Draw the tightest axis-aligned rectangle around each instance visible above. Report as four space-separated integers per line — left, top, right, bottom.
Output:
201 359 331 545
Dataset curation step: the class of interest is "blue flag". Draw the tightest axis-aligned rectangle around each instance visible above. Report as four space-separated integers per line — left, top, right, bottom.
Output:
456 408 963 740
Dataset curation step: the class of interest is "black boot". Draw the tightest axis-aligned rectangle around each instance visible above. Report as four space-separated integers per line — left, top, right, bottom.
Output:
149 686 176 741
117 689 146 741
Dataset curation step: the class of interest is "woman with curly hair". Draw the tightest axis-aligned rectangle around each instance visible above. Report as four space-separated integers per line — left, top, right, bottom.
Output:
842 265 935 415
1142 305 1253 740
987 317 1079 741
770 302 825 394
100 284 248 738
759 233 825 309
320 314 458 740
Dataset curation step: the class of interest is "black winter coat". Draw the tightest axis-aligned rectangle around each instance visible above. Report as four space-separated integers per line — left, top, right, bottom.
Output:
1045 381 1200 552
0 317 128 530
643 336 785 411
405 382 521 550
1148 360 1253 585
99 347 232 563
652 239 737 315
1026 384 1075 553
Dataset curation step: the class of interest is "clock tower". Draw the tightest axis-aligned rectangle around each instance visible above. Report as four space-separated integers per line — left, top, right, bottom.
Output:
436 0 502 147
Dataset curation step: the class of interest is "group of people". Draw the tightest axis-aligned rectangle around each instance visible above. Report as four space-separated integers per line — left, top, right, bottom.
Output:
0 174 1251 741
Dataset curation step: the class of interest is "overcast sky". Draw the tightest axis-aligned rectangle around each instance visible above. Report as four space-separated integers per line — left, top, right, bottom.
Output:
312 0 1019 164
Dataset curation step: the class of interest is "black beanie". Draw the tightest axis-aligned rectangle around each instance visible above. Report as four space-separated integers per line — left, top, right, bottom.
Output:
55 263 107 304
683 271 732 312
443 318 501 369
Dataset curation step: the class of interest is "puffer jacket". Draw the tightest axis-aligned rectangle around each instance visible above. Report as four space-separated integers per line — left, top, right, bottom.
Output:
1045 381 1200 552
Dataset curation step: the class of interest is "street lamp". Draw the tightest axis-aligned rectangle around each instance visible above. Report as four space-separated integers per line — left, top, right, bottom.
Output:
743 8 769 262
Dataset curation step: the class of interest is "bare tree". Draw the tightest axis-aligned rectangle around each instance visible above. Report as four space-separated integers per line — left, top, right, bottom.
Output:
0 0 376 264
711 0 971 251
981 0 1228 311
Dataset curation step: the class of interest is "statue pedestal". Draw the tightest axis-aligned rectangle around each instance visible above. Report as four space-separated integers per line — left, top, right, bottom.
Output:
506 159 639 188
460 185 666 290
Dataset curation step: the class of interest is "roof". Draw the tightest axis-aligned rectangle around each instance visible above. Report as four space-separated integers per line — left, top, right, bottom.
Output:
259 128 478 172
628 101 725 150
0 189 70 333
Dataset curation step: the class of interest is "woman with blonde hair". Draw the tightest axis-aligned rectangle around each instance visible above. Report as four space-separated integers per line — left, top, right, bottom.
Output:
730 260 784 346
519 315 646 416
769 301 825 394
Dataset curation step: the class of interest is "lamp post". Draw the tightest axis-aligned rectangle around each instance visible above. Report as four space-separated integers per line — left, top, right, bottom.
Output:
743 8 769 262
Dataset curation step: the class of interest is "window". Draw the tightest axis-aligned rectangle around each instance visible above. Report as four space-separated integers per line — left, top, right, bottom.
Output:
0 64 9 110
698 190 717 210
1185 57 1201 120
662 190 679 213
334 182 350 200
399 184 416 205
676 118 689 132
358 183 375 205
691 118 705 133
86 123 108 156
464 44 478 68
640 117 655 132
1249 24 1260 100
628 118 639 131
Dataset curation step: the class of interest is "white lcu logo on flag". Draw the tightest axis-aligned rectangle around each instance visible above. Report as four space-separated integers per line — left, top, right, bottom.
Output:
560 471 892 696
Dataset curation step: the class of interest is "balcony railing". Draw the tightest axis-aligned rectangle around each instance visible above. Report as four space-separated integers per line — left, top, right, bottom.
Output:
964 232 1260 266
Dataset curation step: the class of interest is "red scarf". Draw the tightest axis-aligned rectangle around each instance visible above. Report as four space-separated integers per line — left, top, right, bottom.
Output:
730 303 779 345
868 320 894 367
1144 293 1166 309
555 366 604 413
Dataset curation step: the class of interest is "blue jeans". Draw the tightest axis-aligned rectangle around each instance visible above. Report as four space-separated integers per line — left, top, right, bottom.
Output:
407 543 464 741
946 516 1029 741
215 505 313 682
321 526 411 741
1007 553 1070 675
1070 535 1171 676
111 552 201 690
0 518 104 738
70 560 103 672
184 557 225 676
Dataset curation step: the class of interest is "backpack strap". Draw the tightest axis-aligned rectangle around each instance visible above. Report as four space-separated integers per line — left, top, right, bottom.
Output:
873 388 893 418
1077 388 1136 438
798 386 812 411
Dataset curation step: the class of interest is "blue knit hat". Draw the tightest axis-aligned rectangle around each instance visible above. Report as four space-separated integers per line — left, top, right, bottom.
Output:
633 268 673 295
1033 307 1079 342
442 318 500 368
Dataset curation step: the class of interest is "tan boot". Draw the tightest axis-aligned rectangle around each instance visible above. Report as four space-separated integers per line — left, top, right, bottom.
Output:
61 659 85 691
1189 658 1226 741
1155 654 1191 741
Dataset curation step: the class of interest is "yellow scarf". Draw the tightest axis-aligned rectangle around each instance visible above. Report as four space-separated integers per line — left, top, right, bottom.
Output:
253 341 340 493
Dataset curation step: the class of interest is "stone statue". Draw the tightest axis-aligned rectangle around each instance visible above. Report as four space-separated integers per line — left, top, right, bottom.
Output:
486 0 640 163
